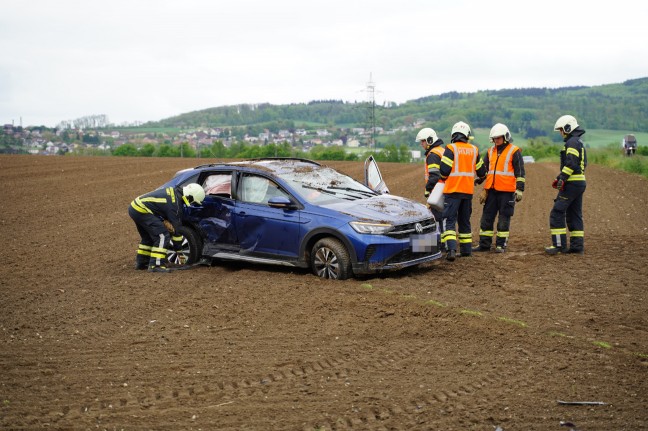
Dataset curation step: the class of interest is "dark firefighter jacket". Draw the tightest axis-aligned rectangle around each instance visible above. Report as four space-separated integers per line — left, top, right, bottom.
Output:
130 186 185 232
424 139 445 193
558 127 587 183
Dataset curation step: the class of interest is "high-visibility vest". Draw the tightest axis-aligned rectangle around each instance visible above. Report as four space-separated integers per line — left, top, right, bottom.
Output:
484 143 520 192
424 146 445 181
444 142 479 194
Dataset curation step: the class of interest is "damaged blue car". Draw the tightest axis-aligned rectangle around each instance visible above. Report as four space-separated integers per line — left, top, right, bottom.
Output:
164 157 441 280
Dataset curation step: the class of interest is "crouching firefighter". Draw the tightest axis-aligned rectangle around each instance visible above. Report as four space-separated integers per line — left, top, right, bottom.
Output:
545 114 587 255
128 183 205 272
473 123 525 253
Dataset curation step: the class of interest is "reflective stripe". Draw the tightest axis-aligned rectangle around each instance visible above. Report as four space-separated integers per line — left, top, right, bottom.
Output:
137 244 152 257
562 166 574 175
570 231 584 237
131 198 153 214
424 147 445 181
484 144 519 192
444 143 479 194
496 231 510 238
442 230 456 241
458 233 472 244
566 147 580 157
551 228 567 235
480 230 494 237
166 187 176 203
567 174 585 181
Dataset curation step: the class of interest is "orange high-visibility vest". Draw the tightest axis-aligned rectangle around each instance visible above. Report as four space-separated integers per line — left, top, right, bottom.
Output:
484 144 520 192
424 146 445 181
444 142 479 194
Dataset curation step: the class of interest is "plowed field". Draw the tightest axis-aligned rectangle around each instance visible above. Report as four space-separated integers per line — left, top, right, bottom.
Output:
1 154 647 430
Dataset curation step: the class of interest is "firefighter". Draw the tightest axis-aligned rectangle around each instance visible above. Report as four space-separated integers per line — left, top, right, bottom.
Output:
439 121 487 261
128 183 205 272
545 114 587 255
473 123 525 253
416 127 445 223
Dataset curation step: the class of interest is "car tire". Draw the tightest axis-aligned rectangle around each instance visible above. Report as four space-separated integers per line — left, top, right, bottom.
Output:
167 226 202 266
311 237 352 280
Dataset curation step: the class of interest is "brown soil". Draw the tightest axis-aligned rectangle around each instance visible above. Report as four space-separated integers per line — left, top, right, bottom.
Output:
1 154 647 430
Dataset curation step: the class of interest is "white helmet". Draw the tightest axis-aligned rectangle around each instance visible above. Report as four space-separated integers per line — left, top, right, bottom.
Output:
489 123 512 143
451 121 471 138
182 183 205 204
415 127 439 145
554 115 579 134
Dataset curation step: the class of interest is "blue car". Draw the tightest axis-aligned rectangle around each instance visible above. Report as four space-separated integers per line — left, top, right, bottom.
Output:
163 157 441 279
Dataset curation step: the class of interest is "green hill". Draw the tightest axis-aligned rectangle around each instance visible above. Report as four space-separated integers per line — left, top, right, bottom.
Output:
145 77 648 143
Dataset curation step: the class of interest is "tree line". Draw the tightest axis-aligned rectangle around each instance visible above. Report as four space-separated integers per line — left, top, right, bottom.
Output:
146 77 648 142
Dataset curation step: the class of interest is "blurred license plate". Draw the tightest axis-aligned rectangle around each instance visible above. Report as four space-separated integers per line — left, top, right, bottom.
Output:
410 233 435 252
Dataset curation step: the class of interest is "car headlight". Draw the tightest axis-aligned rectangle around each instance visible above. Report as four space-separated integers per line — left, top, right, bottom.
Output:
349 221 394 234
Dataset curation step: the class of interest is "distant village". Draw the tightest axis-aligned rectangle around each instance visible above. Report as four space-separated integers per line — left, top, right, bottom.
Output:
1 120 425 159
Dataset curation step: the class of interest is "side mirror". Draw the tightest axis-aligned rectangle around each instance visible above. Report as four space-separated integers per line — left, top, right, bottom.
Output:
268 196 296 209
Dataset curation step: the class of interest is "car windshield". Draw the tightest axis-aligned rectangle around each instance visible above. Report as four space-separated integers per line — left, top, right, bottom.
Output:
278 164 377 204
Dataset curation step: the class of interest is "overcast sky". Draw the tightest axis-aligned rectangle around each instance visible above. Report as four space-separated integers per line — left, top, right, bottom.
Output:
1 0 647 127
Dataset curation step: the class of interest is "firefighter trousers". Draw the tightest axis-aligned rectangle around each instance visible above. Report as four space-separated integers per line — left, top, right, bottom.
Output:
549 182 586 252
128 206 172 269
479 190 516 249
441 195 473 255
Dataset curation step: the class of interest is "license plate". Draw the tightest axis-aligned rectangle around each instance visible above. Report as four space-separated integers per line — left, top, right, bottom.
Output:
410 233 436 252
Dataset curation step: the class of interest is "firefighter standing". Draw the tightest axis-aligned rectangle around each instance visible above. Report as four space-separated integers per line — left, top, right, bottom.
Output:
473 123 525 253
416 127 445 223
439 121 487 261
545 114 587 255
128 183 205 272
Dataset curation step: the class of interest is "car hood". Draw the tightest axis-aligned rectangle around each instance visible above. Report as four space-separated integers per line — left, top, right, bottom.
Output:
323 195 430 223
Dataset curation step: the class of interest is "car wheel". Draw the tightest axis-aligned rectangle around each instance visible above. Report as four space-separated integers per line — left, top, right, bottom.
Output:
311 237 352 280
167 226 202 266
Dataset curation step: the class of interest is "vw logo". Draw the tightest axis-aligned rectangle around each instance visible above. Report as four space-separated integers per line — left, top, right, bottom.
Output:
415 223 424 234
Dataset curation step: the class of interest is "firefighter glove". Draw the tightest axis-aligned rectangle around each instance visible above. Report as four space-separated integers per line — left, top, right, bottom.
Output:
171 235 185 251
515 190 523 202
163 219 175 234
424 190 430 197
479 188 488 205
474 176 485 185
552 178 565 191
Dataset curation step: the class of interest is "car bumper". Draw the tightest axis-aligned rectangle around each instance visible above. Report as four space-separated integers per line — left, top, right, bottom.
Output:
351 232 442 275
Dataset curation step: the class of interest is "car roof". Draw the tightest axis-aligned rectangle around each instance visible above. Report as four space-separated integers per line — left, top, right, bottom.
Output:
191 158 323 174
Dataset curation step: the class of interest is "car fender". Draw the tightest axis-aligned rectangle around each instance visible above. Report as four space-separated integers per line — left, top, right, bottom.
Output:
300 227 359 264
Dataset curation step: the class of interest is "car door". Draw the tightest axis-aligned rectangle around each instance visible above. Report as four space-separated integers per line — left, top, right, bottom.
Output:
233 173 301 259
364 155 390 194
184 171 239 253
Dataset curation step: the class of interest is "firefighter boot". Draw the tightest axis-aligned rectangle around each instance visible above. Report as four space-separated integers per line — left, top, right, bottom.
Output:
472 235 491 252
135 244 153 270
135 255 149 270
544 246 567 255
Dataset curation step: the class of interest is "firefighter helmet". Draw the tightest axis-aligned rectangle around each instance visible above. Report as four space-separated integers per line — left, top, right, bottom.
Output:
415 127 439 146
182 183 205 204
489 123 512 143
554 115 579 134
451 121 471 139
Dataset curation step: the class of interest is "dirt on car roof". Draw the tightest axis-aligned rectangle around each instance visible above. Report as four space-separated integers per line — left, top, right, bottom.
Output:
1 154 647 430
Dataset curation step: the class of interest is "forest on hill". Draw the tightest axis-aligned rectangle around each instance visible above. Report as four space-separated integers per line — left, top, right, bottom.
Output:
147 77 648 141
